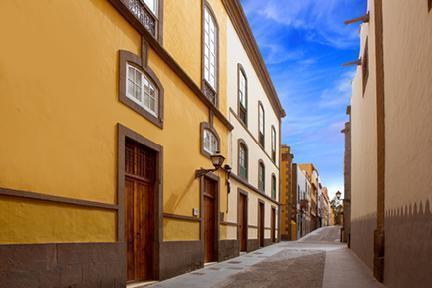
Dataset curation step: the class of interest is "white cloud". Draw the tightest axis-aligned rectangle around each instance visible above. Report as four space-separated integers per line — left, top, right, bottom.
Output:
242 0 362 49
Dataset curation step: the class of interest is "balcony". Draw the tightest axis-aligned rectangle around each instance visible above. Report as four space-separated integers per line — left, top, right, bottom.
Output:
122 0 156 37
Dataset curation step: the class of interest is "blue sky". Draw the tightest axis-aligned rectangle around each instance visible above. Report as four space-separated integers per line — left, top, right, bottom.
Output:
241 0 367 198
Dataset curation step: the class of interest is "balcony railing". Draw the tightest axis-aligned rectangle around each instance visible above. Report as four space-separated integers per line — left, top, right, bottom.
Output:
122 0 156 37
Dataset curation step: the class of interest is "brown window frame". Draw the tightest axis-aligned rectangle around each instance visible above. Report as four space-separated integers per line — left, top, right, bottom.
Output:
362 39 369 96
117 0 164 43
119 50 164 128
238 139 249 180
258 160 265 193
200 122 220 158
238 64 248 126
201 1 219 107
271 126 276 163
258 102 265 148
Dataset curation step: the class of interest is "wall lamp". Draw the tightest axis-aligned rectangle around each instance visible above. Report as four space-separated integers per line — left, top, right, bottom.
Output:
195 152 232 179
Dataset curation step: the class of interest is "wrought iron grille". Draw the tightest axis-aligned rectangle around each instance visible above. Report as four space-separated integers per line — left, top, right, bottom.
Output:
123 0 156 37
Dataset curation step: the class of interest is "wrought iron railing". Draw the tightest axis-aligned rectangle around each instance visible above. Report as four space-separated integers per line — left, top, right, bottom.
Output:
122 0 156 37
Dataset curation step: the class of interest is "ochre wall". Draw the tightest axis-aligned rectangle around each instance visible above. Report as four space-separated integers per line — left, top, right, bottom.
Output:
0 197 116 244
0 0 229 243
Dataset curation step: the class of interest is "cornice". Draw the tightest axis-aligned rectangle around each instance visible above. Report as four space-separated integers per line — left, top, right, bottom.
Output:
222 0 286 119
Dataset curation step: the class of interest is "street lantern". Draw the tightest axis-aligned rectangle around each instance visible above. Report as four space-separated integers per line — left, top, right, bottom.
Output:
195 151 230 178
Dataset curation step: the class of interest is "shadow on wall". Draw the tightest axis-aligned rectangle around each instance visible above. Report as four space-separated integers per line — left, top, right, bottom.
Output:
385 199 432 288
350 213 376 270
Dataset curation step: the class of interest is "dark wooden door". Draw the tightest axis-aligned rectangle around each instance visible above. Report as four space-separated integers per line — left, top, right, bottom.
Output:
203 178 216 262
258 202 264 247
271 207 276 242
125 139 155 282
238 194 247 251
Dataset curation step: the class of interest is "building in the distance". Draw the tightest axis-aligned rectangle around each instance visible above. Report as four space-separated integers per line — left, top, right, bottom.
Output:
320 187 331 227
298 164 320 231
280 145 295 240
296 166 312 238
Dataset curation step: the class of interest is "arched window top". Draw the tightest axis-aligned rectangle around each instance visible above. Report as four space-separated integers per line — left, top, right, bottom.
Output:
238 64 247 125
258 102 265 147
202 2 219 105
238 139 248 180
271 126 277 162
200 122 220 157
119 50 164 128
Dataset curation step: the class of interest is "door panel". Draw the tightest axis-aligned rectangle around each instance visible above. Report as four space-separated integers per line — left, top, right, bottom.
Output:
203 178 216 262
125 139 155 282
258 202 264 247
239 194 247 251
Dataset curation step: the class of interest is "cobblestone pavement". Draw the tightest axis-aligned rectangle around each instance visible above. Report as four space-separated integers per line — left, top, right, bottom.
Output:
146 226 384 288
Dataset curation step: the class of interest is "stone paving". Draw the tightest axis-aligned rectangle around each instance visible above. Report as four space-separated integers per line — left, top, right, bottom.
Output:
145 226 384 288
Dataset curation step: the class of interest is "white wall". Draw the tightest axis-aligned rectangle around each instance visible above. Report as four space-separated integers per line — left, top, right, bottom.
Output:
226 20 280 201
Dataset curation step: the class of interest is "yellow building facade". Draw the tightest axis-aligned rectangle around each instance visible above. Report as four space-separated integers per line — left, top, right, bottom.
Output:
0 0 284 286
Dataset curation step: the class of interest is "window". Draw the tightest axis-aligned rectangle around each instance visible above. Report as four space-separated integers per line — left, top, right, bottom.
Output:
258 103 265 147
127 64 159 117
143 0 157 15
362 39 369 95
238 141 248 179
202 4 218 105
200 122 220 157
271 174 277 199
238 65 247 125
203 129 218 154
271 126 277 162
119 50 164 128
258 161 265 192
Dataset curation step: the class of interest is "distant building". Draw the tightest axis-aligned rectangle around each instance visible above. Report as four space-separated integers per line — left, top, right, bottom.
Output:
298 164 320 231
280 145 295 240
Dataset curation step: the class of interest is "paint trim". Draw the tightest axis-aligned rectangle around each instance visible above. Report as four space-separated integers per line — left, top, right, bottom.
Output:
0 187 119 211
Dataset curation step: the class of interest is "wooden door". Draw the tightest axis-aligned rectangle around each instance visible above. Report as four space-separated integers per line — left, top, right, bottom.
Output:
125 139 155 282
238 193 247 251
258 202 264 247
271 207 276 242
203 178 216 262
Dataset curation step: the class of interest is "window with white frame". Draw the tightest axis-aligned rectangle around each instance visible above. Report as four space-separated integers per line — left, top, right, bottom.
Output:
144 0 158 16
203 129 218 154
204 6 217 90
127 64 159 117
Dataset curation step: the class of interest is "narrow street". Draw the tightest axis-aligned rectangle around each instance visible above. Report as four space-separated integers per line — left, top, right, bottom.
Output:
147 226 383 288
